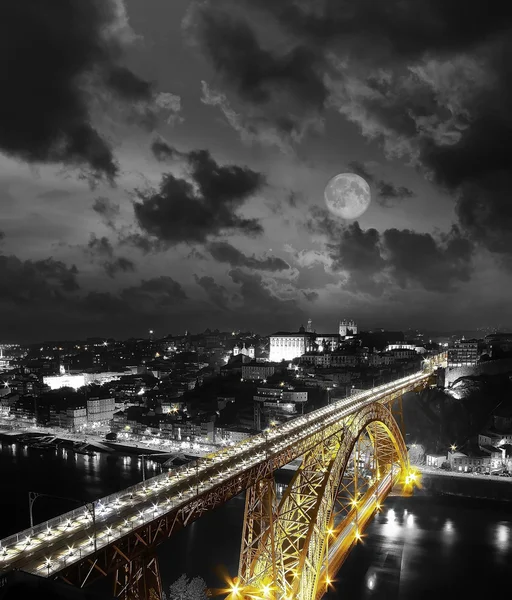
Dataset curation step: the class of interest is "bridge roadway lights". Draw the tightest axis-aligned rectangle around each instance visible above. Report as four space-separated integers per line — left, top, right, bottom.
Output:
0 360 441 600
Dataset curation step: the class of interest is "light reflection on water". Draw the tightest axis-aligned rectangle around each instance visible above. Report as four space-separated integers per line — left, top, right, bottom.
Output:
1 439 511 599
326 497 512 599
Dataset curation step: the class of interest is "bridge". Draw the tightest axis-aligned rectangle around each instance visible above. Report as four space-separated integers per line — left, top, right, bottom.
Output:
0 354 446 600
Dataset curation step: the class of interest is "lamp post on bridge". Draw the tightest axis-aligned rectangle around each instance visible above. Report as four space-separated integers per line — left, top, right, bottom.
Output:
28 491 97 552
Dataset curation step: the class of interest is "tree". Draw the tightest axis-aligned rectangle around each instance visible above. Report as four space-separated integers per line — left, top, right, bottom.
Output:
165 574 208 600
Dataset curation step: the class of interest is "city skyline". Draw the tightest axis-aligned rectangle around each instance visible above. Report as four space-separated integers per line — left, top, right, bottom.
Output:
2 1 512 341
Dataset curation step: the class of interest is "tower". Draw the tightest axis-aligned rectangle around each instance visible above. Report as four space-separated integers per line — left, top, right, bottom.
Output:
339 319 358 337
307 318 312 333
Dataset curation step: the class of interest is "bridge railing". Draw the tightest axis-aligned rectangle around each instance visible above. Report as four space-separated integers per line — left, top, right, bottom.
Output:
0 356 443 558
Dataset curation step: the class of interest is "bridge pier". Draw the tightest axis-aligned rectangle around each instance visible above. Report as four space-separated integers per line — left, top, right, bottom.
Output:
114 552 162 600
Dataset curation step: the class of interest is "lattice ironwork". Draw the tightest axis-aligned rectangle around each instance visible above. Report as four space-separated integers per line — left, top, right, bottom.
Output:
237 401 410 600
0 367 436 600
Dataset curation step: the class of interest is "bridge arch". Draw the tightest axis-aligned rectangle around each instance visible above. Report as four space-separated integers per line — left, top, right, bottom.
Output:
240 402 410 600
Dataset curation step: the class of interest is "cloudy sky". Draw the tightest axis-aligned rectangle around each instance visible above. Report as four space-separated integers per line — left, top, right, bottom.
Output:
1 0 511 342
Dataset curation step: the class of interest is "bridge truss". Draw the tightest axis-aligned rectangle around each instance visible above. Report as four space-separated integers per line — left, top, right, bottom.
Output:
0 362 443 600
233 401 413 600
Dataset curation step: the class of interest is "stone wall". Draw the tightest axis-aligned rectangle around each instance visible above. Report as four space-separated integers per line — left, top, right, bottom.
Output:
444 358 512 386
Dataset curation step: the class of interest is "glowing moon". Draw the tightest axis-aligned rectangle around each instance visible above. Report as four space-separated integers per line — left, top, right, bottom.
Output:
324 173 371 220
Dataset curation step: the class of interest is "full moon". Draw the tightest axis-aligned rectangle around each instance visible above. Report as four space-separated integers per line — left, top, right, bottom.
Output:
324 172 371 220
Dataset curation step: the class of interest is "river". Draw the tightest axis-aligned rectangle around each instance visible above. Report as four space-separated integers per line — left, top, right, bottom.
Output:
1 438 511 598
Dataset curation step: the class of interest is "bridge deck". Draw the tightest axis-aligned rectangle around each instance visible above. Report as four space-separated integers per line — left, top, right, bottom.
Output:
0 370 432 580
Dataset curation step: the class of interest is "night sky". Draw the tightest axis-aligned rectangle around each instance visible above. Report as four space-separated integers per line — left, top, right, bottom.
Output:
1 0 511 342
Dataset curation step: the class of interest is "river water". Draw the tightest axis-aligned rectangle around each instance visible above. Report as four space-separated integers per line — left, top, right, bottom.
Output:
1 439 511 599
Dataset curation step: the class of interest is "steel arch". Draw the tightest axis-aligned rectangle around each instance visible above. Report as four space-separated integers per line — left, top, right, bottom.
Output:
239 402 409 600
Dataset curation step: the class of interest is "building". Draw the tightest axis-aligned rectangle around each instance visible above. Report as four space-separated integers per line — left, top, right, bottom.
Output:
214 426 256 444
43 370 126 391
87 397 116 425
314 334 341 352
448 339 479 367
268 327 315 362
339 319 357 337
426 454 446 468
253 386 308 430
66 407 87 431
242 362 283 381
233 343 255 360
448 450 491 472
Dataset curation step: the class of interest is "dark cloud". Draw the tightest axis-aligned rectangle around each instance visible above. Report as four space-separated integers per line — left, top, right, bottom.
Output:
329 221 386 295
235 0 512 59
228 268 301 319
308 209 474 293
134 148 264 245
87 234 136 278
92 197 121 229
191 1 512 259
104 256 136 278
302 290 319 302
383 226 473 292
121 276 187 309
189 3 326 148
193 8 326 107
207 241 290 271
194 275 230 309
88 235 114 258
348 161 414 207
150 138 185 162
118 232 164 254
0 253 79 304
0 0 155 180
0 231 4 243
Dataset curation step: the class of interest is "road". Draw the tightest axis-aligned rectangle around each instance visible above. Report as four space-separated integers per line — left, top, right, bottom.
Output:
0 370 430 580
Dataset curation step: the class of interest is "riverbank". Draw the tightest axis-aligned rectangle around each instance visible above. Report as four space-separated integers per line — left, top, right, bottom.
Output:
419 467 512 502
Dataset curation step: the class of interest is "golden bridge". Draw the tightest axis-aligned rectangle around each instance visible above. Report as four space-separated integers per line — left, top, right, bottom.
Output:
0 354 446 600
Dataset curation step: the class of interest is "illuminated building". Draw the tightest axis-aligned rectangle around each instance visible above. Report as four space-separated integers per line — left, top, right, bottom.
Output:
87 397 116 424
253 387 308 430
43 371 126 390
269 326 315 362
447 339 479 366
339 319 358 337
233 343 255 359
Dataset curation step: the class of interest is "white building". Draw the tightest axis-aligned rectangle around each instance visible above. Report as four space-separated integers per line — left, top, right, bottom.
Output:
339 319 357 337
233 343 255 359
269 328 315 362
44 371 125 391
44 374 86 390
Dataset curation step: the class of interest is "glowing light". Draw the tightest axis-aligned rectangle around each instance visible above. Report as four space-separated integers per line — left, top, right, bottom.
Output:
262 584 271 597
495 523 510 551
229 581 242 597
367 573 376 590
450 444 457 451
